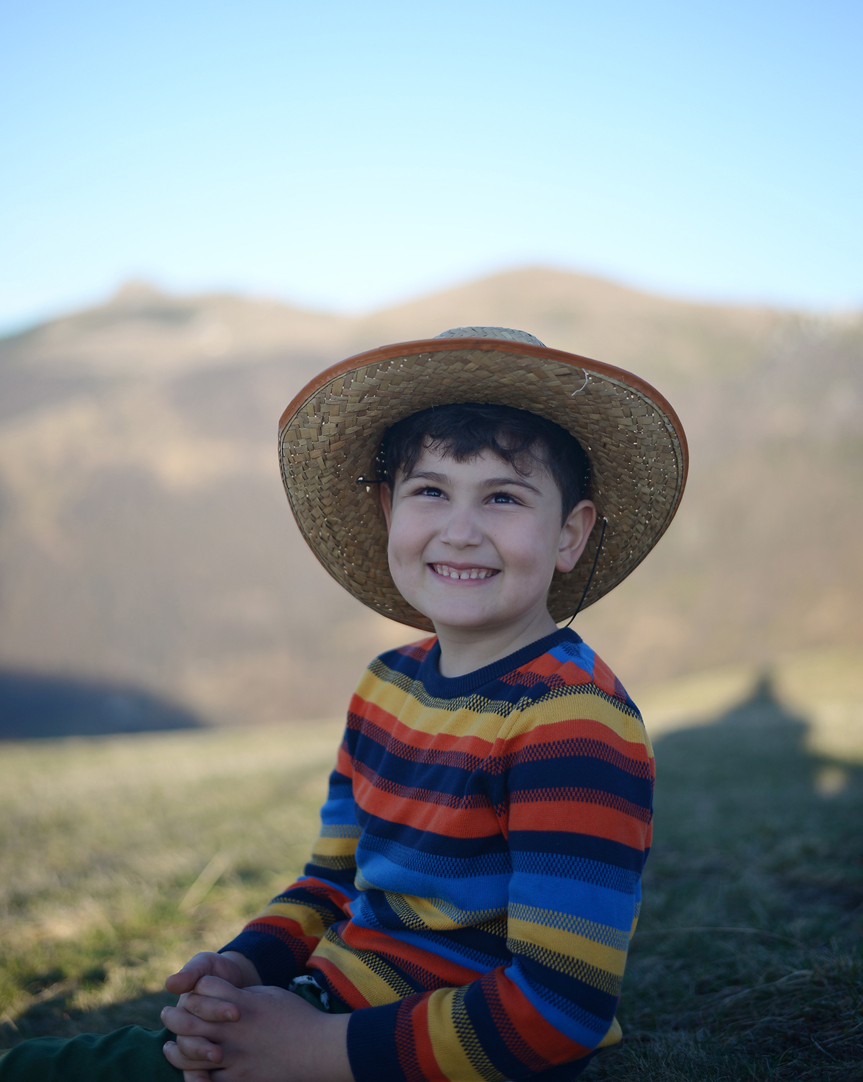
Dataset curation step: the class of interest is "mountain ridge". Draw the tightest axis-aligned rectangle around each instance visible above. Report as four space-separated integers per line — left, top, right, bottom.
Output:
0 266 860 728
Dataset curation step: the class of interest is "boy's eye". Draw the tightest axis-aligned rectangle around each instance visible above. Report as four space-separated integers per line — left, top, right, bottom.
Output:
414 485 444 498
489 491 520 504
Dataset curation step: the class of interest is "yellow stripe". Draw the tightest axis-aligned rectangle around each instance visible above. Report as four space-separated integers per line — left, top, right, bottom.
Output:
311 934 415 1005
509 937 622 998
255 901 329 938
508 916 627 977
508 904 630 952
359 671 516 741
311 835 359 858
506 693 649 747
598 1016 623 1048
388 893 507 932
361 667 650 750
425 987 494 1082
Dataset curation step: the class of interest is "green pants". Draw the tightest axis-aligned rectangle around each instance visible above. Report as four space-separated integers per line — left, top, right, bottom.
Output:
0 1026 181 1081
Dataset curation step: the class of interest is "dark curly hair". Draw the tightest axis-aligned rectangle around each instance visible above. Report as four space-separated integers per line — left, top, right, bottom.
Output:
377 402 591 519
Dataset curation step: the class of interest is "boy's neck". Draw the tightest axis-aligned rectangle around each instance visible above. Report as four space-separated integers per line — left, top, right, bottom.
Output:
434 610 561 678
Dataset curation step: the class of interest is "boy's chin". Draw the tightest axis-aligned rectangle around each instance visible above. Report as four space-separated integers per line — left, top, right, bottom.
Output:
423 605 553 636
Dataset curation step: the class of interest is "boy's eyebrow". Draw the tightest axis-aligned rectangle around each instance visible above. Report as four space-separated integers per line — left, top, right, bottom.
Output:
403 469 543 495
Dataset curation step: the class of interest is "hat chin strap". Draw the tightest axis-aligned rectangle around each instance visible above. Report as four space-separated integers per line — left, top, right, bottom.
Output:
563 517 608 629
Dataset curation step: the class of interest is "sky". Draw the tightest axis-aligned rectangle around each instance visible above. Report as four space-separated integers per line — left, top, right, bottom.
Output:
1 0 861 333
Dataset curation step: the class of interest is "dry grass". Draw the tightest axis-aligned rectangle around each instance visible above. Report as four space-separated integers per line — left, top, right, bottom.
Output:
1 672 862 1080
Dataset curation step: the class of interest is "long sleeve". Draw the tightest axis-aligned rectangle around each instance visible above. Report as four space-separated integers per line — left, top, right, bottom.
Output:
219 764 361 988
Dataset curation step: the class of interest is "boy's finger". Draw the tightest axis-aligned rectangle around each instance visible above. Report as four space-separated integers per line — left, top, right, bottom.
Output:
194 974 245 1001
183 992 240 1022
166 962 210 994
161 1003 218 1037
163 1039 215 1073
175 1033 224 1063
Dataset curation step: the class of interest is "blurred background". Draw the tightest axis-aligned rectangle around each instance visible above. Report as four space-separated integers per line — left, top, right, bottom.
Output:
1 4 862 1076
1 0 860 736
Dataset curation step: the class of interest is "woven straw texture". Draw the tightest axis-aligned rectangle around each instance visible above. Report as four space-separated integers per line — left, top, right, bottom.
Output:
278 330 688 630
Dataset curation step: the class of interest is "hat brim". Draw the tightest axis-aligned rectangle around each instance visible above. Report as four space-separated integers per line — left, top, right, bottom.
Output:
278 337 688 630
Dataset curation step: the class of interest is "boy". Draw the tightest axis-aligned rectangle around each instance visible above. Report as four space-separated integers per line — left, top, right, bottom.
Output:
0 327 687 1081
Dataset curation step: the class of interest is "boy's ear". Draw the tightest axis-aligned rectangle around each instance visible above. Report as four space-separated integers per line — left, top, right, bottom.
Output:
378 484 393 531
556 500 597 574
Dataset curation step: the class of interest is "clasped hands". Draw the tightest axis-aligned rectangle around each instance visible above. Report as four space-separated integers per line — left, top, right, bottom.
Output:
161 952 352 1082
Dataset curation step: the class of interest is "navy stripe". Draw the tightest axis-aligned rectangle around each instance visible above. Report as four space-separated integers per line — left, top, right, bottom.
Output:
269 884 349 920
220 931 301 989
357 810 509 857
357 834 512 879
509 758 652 808
519 955 619 1023
463 978 552 1079
511 849 640 893
303 860 358 887
352 740 483 797
510 829 645 871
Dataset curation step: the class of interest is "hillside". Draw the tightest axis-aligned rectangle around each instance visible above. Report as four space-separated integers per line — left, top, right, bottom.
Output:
0 268 860 728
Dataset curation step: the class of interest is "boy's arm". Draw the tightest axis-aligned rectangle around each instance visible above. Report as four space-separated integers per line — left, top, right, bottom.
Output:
218 759 362 988
344 696 653 1082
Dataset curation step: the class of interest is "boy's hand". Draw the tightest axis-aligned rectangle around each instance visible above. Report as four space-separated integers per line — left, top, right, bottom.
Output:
165 950 261 996
161 976 353 1082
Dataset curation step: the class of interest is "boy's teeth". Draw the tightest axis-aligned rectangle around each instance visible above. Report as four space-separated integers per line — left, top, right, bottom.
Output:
434 564 493 579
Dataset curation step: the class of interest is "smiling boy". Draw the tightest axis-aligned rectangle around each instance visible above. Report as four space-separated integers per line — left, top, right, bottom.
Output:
0 328 686 1082
159 328 687 1082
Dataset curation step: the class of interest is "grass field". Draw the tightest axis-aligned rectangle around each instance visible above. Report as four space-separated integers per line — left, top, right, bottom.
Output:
1 654 862 1080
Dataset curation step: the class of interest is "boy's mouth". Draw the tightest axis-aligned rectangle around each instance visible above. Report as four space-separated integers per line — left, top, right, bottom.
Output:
430 563 500 581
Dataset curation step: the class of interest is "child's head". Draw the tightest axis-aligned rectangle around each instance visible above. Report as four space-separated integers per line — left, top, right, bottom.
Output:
277 327 688 631
376 404 598 639
377 402 591 523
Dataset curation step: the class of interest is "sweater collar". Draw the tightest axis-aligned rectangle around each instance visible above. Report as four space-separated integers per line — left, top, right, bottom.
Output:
419 627 583 698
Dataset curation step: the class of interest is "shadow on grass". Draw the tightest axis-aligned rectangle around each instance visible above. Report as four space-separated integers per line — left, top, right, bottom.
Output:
0 670 204 739
1 986 173 1045
592 673 863 1081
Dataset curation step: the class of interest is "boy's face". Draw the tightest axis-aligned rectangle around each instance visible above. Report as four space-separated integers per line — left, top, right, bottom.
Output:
380 444 595 643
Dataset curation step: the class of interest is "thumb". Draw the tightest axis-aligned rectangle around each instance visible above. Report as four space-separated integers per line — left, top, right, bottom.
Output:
165 953 219 994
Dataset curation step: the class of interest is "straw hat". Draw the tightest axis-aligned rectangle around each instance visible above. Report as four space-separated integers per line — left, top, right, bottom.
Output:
278 327 688 630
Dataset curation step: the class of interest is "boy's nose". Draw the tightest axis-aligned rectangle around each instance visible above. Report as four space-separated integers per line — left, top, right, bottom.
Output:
438 506 483 547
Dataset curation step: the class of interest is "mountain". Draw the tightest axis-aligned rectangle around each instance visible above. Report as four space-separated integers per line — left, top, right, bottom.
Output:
0 268 860 728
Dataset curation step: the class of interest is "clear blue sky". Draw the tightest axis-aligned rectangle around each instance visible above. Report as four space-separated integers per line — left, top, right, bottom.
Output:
1 0 860 332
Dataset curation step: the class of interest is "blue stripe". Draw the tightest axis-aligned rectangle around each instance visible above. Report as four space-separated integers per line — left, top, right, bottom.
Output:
357 835 512 879
509 873 637 931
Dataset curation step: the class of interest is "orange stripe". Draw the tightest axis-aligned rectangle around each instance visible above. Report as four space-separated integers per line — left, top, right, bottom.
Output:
308 956 372 1009
409 995 440 1080
516 654 591 684
339 924 483 986
501 716 651 762
510 798 651 847
490 970 593 1063
591 655 619 698
353 774 501 837
249 915 320 951
350 698 497 757
296 878 355 911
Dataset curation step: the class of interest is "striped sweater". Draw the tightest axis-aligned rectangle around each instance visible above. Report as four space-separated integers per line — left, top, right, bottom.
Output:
222 628 654 1082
